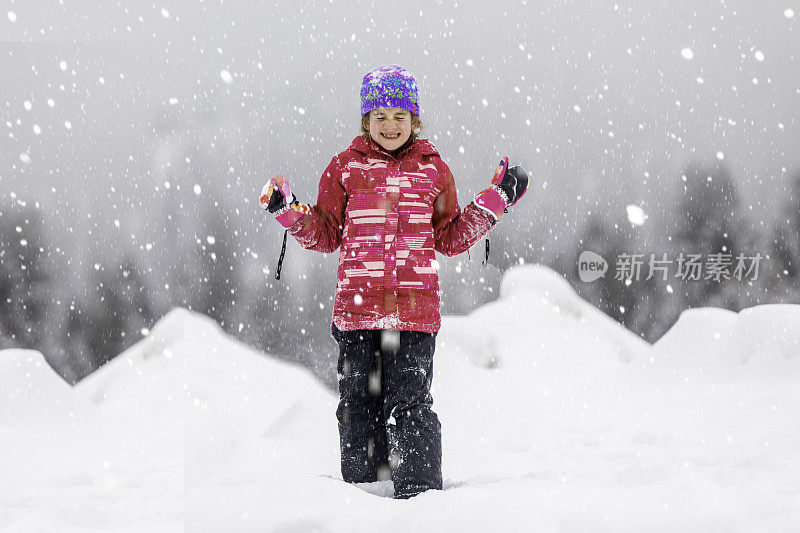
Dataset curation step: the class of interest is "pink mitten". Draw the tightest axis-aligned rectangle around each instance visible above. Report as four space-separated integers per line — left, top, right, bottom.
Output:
259 175 309 228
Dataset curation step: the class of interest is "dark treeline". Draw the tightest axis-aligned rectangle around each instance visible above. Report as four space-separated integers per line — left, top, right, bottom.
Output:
563 164 800 342
1 166 799 387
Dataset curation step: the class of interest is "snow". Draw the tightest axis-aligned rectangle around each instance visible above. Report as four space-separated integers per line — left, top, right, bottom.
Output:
626 204 647 226
2 266 799 532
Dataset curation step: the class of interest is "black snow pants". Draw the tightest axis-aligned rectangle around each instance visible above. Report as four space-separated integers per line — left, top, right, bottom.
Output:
333 326 443 499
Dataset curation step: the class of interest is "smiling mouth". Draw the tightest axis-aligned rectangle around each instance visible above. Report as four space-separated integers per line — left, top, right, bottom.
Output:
381 133 401 139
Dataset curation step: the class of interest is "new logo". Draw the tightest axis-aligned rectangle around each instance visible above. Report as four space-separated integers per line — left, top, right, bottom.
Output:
578 251 608 282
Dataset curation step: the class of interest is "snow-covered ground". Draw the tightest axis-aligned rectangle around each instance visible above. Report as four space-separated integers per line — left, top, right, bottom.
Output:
2 265 798 532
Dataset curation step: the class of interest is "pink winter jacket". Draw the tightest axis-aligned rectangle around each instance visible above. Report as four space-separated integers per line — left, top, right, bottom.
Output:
286 135 499 333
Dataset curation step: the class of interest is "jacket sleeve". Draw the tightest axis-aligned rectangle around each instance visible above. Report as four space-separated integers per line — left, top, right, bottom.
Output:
286 156 346 254
433 166 496 257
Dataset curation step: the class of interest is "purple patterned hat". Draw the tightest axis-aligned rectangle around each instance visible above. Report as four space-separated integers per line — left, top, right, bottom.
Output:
360 65 420 116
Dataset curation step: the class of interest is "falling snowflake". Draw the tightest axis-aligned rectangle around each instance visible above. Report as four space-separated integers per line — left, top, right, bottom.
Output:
626 205 647 226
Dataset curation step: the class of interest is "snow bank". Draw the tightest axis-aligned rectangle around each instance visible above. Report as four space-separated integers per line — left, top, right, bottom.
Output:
722 305 799 363
435 269 798 532
2 265 799 532
1 349 97 432
3 309 337 532
439 264 648 377
647 304 800 379
75 308 339 486
1 348 183 532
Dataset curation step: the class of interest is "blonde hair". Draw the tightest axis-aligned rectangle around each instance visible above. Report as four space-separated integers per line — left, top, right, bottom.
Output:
361 112 423 142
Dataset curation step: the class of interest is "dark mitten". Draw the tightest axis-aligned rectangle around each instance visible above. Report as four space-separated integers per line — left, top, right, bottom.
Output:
267 188 290 213
496 164 529 206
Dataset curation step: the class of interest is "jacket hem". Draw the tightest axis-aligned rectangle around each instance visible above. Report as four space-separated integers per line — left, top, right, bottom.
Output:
333 315 440 334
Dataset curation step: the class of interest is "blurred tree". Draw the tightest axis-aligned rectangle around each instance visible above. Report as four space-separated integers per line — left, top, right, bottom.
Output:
627 257 669 342
66 253 157 376
668 163 743 310
0 205 52 352
87 273 127 369
766 171 800 303
191 194 240 331
62 302 92 382
570 213 638 328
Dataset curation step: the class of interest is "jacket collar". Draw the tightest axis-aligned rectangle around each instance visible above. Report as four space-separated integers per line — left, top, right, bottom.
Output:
348 134 439 160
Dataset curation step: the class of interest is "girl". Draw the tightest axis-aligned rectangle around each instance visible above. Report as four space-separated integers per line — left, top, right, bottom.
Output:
260 64 528 498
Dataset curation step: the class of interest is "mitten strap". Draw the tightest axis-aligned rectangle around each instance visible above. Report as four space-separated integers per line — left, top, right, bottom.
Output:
275 230 288 280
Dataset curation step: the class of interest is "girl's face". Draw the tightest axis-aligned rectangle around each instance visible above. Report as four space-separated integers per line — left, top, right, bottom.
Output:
368 107 413 151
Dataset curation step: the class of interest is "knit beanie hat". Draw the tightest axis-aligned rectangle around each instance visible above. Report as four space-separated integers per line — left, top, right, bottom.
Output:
360 65 420 116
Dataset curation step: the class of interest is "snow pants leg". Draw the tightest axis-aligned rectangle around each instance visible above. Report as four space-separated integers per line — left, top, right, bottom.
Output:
333 327 442 498
383 330 443 498
334 328 390 483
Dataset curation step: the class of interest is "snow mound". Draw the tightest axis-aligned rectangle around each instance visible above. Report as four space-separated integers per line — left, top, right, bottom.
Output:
76 307 221 417
499 262 583 310
649 304 800 379
0 349 97 432
4 308 336 532
441 264 649 373
731 305 800 363
76 307 338 487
